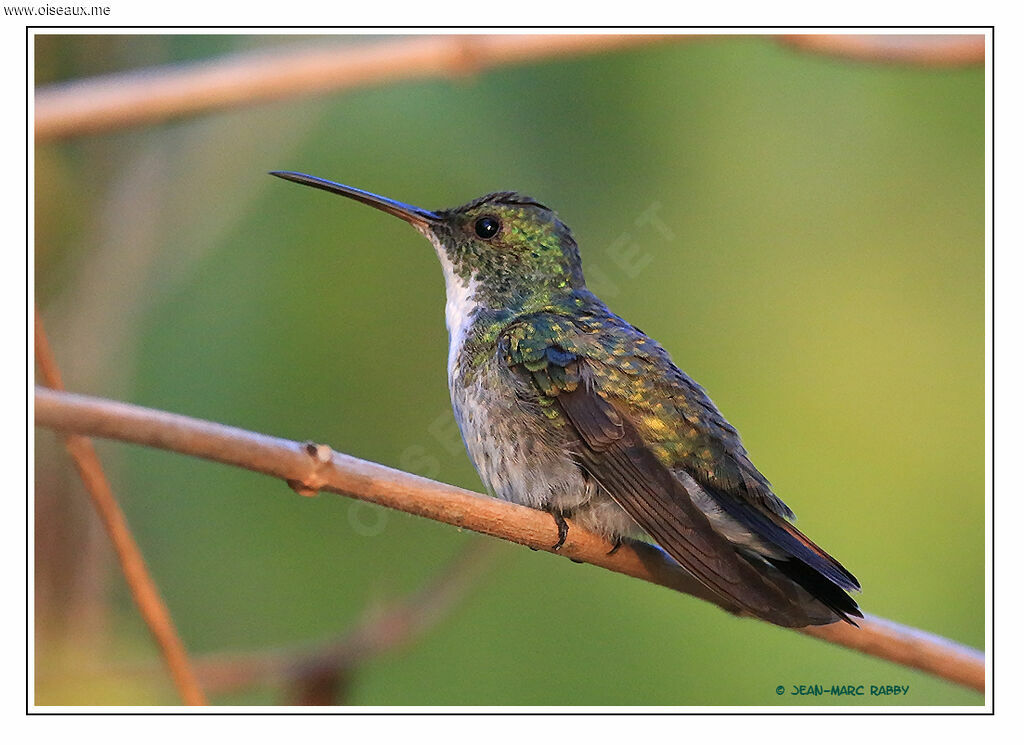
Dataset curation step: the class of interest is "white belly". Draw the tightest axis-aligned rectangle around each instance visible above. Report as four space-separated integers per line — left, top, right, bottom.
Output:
449 354 638 540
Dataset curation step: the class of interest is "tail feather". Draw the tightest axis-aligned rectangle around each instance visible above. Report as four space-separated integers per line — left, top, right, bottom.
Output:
764 556 863 625
705 483 862 624
713 488 859 591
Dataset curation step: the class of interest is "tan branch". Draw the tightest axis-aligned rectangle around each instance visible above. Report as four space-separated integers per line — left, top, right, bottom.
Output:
33 386 986 694
779 34 985 67
34 314 207 705
34 33 984 143
34 34 681 141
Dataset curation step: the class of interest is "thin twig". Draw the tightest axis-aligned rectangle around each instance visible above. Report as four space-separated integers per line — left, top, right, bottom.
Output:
191 539 496 699
34 314 208 706
33 386 986 693
778 33 985 67
34 33 984 143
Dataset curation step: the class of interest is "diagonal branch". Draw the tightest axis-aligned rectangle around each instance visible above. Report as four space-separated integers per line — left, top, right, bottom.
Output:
34 314 207 705
34 34 681 141
34 33 984 142
33 386 986 694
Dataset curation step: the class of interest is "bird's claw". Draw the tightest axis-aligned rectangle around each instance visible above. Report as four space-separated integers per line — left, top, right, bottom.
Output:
551 512 569 551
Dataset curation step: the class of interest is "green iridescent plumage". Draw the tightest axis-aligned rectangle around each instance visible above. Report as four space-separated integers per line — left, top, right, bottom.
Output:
498 304 793 519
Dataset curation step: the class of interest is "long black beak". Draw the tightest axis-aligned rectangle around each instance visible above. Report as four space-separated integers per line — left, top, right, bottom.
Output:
270 171 441 229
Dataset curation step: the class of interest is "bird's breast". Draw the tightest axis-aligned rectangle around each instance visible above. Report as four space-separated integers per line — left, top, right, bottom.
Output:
427 239 480 383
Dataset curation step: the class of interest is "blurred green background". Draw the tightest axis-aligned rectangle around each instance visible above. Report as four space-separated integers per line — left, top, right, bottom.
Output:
34 34 984 706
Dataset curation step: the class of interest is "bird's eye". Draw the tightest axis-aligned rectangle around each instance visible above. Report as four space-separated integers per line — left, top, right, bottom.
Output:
474 216 500 239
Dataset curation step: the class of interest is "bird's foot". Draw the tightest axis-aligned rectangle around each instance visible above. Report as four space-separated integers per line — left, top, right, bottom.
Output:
550 512 570 551
607 538 623 556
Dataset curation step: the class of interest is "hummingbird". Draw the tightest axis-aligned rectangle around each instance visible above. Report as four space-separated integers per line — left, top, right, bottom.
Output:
271 171 862 628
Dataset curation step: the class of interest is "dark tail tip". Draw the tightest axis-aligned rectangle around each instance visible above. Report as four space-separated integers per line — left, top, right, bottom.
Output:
768 557 863 625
